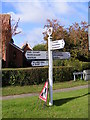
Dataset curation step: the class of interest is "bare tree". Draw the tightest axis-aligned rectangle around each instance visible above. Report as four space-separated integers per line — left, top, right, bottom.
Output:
11 18 22 36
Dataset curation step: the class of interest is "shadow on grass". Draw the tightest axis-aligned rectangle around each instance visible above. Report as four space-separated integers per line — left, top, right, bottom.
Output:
53 92 89 106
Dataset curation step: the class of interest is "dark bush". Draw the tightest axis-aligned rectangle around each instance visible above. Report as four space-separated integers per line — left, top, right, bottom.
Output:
2 62 90 86
82 62 90 70
53 66 74 82
2 67 74 86
2 67 48 86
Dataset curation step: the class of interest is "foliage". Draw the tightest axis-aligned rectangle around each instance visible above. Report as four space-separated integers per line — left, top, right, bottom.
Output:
33 44 47 51
2 59 90 86
2 15 21 60
43 19 89 61
53 60 65 66
53 67 73 82
53 59 90 71
2 67 48 86
64 60 90 71
2 60 90 86
11 18 21 36
2 67 74 86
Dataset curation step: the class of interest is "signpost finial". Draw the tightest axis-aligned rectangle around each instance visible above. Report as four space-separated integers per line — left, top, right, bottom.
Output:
47 27 53 36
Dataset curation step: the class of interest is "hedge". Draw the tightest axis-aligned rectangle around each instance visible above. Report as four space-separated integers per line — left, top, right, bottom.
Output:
53 66 74 82
2 66 75 86
2 61 90 86
54 60 90 72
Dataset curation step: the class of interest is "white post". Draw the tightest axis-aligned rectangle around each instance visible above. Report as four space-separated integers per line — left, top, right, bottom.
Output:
81 74 82 80
47 27 53 106
74 74 76 81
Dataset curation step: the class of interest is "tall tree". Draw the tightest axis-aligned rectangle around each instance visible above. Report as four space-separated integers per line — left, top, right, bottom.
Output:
68 21 88 60
11 18 21 36
43 19 68 51
43 19 89 61
33 44 47 51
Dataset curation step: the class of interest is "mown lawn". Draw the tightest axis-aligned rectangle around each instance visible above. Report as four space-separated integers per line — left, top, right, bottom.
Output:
2 80 88 96
2 88 89 118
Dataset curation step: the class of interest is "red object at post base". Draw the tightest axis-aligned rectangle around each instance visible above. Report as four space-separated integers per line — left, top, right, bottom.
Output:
39 81 48 102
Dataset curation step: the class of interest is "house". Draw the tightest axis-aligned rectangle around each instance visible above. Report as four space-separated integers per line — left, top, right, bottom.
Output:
9 42 24 67
8 41 32 68
21 43 32 67
0 14 32 68
22 43 32 53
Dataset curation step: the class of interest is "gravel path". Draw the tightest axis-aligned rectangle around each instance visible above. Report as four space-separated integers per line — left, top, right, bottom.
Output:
2 85 88 100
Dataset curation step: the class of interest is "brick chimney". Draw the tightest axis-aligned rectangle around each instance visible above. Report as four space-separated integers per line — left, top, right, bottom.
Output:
0 14 12 67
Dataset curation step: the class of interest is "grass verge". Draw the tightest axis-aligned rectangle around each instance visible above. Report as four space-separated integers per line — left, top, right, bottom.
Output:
2 80 88 96
2 88 89 118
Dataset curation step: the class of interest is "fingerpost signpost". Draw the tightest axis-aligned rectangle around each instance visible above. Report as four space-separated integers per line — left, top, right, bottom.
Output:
25 27 70 106
47 27 53 106
47 27 65 106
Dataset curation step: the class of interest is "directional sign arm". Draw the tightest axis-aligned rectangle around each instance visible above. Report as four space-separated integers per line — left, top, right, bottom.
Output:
31 61 48 66
51 39 65 50
25 51 48 60
53 52 70 59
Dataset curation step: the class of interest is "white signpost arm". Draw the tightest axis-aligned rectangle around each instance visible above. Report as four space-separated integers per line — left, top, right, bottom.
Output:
47 27 53 106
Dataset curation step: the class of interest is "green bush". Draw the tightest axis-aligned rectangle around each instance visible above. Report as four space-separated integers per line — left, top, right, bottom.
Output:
53 66 74 82
81 62 90 70
2 67 48 86
64 59 90 71
2 67 74 86
2 61 90 87
33 44 47 51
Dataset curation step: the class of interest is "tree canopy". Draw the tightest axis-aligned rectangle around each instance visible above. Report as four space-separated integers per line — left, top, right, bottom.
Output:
43 19 89 61
33 44 47 51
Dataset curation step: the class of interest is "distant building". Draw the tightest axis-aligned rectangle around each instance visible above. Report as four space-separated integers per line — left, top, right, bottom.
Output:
21 43 32 67
8 42 32 68
0 14 32 68
22 43 32 53
9 42 24 67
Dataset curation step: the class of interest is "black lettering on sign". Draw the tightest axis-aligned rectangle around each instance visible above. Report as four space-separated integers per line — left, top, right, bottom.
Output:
41 87 47 98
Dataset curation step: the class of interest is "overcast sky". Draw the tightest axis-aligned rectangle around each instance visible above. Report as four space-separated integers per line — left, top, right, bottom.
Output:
1 0 88 48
